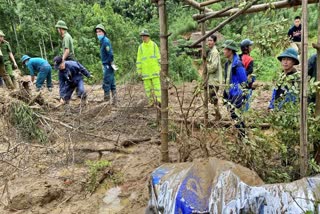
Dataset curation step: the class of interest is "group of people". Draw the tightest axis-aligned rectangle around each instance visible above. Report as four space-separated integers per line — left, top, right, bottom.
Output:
0 16 316 134
0 21 162 108
205 15 318 138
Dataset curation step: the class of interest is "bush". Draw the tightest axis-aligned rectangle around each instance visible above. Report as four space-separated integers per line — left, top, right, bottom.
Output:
169 53 199 82
9 101 48 144
250 49 280 82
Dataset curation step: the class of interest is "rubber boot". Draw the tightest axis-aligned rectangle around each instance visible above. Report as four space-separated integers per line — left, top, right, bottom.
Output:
111 90 117 106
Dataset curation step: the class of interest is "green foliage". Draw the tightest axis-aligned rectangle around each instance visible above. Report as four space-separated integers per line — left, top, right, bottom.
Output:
85 160 111 192
226 126 281 182
244 17 290 56
265 80 320 181
9 101 47 143
250 49 279 82
169 53 199 82
111 0 158 25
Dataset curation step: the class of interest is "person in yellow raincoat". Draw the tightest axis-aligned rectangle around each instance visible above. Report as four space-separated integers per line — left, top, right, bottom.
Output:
136 29 161 107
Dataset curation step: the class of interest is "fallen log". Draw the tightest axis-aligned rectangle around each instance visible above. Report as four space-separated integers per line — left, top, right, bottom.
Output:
76 142 129 154
120 137 152 147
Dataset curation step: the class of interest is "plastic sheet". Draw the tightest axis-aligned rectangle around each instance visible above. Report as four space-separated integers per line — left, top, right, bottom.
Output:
147 158 320 214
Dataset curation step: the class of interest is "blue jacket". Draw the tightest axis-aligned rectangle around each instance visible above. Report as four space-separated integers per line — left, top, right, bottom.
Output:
99 35 114 66
59 61 91 97
26 58 51 76
268 70 299 110
223 54 247 108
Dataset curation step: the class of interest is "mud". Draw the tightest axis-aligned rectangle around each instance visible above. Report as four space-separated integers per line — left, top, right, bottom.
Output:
0 80 272 213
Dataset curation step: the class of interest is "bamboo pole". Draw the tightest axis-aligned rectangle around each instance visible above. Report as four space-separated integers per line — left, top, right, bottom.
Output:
201 14 208 128
182 0 213 12
189 0 258 48
315 1 320 116
300 0 308 178
158 0 169 162
198 5 234 23
200 0 224 7
193 0 318 20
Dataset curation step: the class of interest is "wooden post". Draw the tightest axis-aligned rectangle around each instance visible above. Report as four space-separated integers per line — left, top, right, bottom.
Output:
189 0 258 48
315 1 320 116
300 0 308 177
158 0 169 162
201 14 208 128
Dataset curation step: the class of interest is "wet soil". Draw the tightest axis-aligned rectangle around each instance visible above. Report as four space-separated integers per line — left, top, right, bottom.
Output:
0 80 271 213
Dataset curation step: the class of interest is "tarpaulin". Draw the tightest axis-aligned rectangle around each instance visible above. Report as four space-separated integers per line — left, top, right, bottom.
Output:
146 157 320 214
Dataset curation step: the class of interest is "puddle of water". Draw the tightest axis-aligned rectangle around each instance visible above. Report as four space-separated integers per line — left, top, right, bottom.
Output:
100 186 129 214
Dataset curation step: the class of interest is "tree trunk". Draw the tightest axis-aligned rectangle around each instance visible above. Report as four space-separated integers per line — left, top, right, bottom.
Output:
201 18 208 128
315 1 320 116
39 41 43 59
158 0 169 162
49 34 54 53
300 0 308 178
42 37 47 60
11 22 20 53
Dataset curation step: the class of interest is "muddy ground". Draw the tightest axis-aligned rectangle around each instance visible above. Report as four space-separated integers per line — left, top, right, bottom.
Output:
0 80 271 214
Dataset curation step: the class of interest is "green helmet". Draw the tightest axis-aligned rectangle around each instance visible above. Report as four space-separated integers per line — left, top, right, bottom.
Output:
55 20 68 30
95 24 106 34
140 29 150 37
0 30 5 37
277 48 299 65
222 40 238 52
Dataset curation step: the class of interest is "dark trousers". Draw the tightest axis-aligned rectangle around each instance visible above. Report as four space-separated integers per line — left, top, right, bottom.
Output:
102 64 116 96
64 79 86 102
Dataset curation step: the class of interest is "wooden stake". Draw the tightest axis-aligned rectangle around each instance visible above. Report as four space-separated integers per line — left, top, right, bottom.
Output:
189 0 258 48
315 1 320 116
193 0 318 20
158 0 170 162
300 0 308 178
201 14 209 128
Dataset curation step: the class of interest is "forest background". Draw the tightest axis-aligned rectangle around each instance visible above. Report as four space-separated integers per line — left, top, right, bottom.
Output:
1 0 318 84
